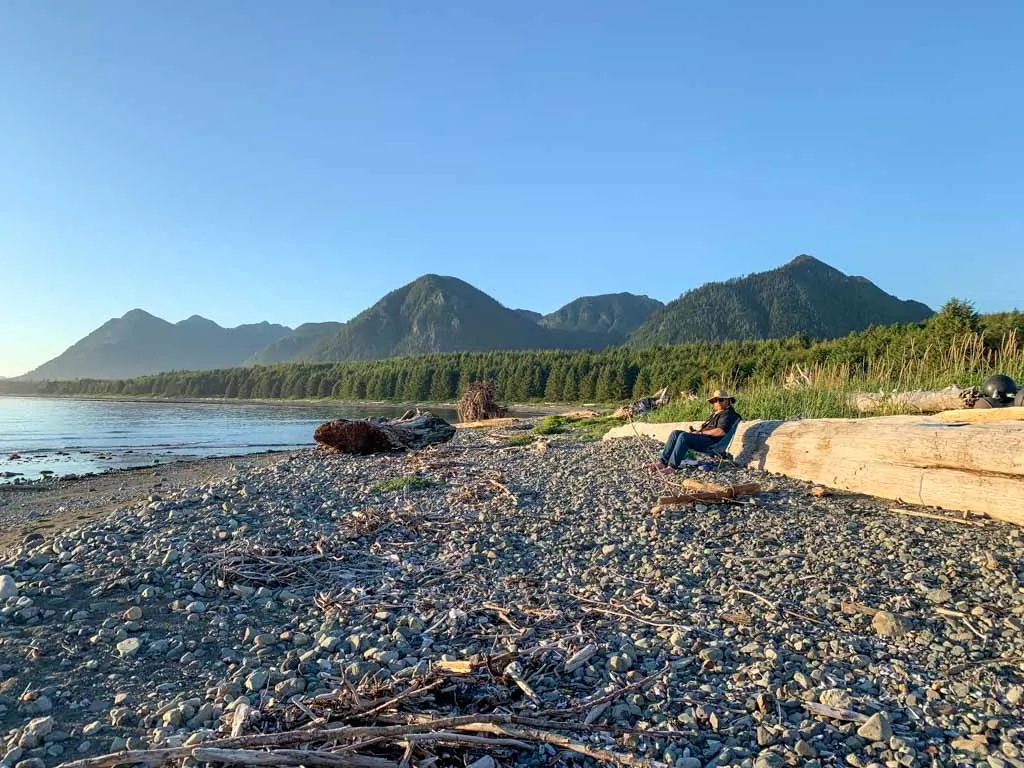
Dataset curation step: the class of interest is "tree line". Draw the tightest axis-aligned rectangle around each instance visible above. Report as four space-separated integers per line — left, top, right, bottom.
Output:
3 302 1021 404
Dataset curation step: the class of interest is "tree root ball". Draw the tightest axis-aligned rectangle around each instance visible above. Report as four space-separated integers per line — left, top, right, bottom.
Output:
314 414 456 455
315 420 392 455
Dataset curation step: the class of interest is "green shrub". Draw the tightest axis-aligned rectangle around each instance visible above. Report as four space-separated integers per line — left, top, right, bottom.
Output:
533 416 567 435
371 475 440 493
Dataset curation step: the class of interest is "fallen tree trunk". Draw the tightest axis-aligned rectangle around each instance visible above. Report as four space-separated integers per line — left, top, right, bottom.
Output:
315 414 456 455
606 416 1024 524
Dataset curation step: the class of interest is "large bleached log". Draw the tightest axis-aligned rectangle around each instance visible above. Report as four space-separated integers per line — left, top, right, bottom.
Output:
315 414 456 455
605 416 1024 524
731 417 1024 523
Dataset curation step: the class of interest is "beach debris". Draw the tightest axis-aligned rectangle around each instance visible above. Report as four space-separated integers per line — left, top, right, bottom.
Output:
314 413 455 454
455 417 522 430
560 408 601 419
612 386 671 418
652 481 761 514
889 506 988 526
457 380 508 422
809 485 832 497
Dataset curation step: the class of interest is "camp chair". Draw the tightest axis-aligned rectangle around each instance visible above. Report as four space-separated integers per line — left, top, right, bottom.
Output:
698 420 741 465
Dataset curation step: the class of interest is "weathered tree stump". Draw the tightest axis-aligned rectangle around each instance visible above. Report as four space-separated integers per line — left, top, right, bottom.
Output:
314 413 456 455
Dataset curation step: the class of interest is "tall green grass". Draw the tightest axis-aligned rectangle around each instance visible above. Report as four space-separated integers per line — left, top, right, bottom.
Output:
646 333 1024 422
647 385 862 423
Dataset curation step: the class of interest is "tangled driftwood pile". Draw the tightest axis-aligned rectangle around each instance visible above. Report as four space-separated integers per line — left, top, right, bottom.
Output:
457 380 508 422
58 661 671 768
612 387 671 419
315 413 456 455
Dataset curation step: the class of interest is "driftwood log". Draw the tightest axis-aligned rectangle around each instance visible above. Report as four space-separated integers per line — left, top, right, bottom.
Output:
930 406 1024 424
848 386 969 413
607 416 1024 524
315 414 456 455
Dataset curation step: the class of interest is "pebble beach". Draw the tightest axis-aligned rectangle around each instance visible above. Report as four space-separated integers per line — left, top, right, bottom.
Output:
2 422 1024 768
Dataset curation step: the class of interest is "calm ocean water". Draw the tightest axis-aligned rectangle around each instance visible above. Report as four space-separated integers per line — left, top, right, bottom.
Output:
0 396 459 481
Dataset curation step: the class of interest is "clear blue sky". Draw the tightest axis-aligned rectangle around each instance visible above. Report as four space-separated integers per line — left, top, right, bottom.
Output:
2 1 1022 376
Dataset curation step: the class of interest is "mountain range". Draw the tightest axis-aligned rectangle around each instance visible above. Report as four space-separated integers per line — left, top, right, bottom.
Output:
19 256 934 380
24 312 292 380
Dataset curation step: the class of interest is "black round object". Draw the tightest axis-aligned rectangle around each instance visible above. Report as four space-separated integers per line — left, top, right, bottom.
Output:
982 374 1018 403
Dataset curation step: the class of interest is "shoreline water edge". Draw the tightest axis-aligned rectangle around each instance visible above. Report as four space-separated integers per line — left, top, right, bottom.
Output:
0 396 557 484
0 392 569 414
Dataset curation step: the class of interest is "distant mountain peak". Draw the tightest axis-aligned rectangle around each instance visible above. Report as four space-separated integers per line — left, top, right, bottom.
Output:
21 312 291 380
121 308 161 321
300 274 609 363
788 253 824 266
628 256 932 346
540 293 663 339
177 315 222 329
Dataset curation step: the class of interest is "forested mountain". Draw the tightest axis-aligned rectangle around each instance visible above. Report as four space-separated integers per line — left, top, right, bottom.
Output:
247 322 344 364
22 310 291 380
540 293 663 339
628 255 933 346
305 275 608 361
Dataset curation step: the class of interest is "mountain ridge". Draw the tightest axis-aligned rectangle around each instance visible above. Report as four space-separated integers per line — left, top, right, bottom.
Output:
628 255 933 346
539 292 663 340
21 311 292 380
19 257 936 379
305 274 612 362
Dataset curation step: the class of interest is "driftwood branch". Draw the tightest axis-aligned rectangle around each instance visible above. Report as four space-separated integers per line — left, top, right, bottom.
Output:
802 701 869 723
192 749 396 767
653 483 761 514
459 723 669 768
889 507 987 527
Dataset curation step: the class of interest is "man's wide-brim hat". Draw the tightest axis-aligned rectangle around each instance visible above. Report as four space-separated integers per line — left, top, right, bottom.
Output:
707 389 735 403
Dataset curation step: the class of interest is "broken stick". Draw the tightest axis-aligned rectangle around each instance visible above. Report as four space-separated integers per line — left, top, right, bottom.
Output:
802 702 869 724
653 483 761 513
889 507 987 527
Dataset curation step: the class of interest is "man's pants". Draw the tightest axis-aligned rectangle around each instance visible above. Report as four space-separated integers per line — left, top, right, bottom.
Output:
660 430 716 468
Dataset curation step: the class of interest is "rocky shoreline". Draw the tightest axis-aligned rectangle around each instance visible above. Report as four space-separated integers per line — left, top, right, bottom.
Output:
2 423 1023 767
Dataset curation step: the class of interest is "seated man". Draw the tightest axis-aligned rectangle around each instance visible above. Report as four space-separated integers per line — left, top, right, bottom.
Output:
645 390 742 472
